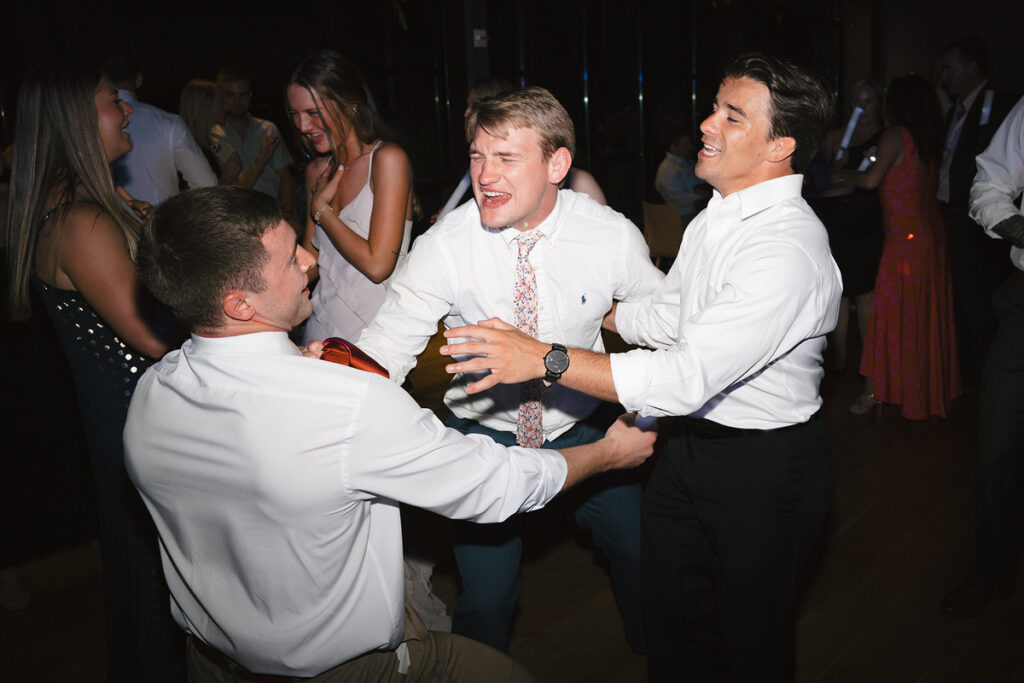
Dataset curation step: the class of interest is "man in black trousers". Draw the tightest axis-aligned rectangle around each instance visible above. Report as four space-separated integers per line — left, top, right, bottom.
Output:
436 52 841 682
940 94 1024 620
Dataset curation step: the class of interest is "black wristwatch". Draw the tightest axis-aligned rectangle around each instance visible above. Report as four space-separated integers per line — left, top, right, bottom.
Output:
543 343 570 383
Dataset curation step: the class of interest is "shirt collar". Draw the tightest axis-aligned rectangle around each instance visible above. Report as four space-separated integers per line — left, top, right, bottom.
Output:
961 80 988 112
189 330 303 357
498 190 565 248
708 174 805 220
665 152 686 165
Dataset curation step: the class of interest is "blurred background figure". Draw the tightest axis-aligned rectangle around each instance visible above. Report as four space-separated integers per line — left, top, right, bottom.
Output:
655 123 705 222
813 79 886 376
936 37 1016 389
213 66 295 217
836 74 961 419
941 93 1024 620
100 53 216 205
180 77 281 190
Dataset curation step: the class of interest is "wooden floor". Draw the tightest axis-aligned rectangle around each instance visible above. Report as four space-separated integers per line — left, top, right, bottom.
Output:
2 326 1023 682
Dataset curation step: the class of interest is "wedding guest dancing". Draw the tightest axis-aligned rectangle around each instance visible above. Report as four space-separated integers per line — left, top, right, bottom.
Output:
836 75 961 419
357 86 663 653
5 60 181 681
124 185 656 680
286 49 414 343
438 53 841 682
940 94 1024 619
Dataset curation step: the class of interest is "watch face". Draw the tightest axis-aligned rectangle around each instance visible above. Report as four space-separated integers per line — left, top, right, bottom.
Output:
545 348 570 374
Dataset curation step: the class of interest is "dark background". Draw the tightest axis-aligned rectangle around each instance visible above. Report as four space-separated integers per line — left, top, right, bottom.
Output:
3 0 1022 225
2 0 1023 563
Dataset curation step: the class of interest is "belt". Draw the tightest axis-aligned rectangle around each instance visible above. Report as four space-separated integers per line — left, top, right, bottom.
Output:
190 636 302 682
682 410 820 439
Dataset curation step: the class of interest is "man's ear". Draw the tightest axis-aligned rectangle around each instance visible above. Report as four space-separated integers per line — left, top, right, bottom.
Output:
547 147 572 185
767 136 797 164
222 290 256 322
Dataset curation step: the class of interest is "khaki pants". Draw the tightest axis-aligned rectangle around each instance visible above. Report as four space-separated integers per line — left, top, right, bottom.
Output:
186 604 538 683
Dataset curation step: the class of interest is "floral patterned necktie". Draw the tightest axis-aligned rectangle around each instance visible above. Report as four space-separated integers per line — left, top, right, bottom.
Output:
513 231 544 447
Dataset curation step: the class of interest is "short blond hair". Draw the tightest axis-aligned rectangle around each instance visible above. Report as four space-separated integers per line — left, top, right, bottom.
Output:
465 86 575 160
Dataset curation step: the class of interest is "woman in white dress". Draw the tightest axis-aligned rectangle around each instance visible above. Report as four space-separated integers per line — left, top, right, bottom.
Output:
286 49 414 343
287 50 450 628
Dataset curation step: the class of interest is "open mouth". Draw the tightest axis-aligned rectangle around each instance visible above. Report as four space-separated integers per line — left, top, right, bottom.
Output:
481 190 511 208
698 141 721 158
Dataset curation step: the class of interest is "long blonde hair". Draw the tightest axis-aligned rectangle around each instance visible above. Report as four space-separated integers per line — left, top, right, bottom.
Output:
5 60 140 316
179 78 219 158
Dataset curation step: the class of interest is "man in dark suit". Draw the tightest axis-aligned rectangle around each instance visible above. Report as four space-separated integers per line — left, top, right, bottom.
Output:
937 37 1016 387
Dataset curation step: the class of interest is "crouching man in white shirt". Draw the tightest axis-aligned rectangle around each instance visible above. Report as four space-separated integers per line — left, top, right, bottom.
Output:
123 186 655 682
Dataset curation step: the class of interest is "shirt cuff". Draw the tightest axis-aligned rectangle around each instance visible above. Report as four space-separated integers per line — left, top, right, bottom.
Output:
610 348 653 415
613 300 641 346
539 448 569 505
981 209 1020 239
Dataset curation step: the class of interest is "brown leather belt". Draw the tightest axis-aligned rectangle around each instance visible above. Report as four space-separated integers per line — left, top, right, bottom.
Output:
189 636 303 682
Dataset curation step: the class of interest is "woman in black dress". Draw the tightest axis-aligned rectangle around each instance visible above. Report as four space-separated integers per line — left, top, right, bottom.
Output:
814 79 885 379
6 60 181 681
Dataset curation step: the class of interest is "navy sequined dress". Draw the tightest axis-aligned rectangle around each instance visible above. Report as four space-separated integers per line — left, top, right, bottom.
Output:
34 276 184 681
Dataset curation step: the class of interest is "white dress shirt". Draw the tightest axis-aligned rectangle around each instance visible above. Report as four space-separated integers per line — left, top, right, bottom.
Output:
611 174 842 428
971 94 1024 272
123 331 565 677
113 90 217 205
358 189 664 440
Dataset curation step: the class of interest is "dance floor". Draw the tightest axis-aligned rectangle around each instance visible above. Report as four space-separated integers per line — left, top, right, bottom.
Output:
2 324 1022 682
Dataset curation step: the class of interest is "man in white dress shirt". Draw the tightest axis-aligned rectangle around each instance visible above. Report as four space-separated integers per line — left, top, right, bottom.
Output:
939 94 1024 619
655 124 705 219
123 186 655 681
213 67 295 214
440 53 841 682
936 38 1015 386
357 86 663 653
101 54 216 205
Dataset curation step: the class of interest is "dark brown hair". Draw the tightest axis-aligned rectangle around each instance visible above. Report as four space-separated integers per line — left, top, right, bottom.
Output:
885 74 944 167
721 52 835 173
137 187 283 331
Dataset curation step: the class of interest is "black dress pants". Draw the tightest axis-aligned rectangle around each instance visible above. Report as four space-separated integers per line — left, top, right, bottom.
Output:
943 202 1010 387
643 415 832 683
974 272 1024 591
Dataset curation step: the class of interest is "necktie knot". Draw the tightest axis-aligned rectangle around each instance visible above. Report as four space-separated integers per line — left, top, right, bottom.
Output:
516 231 542 261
